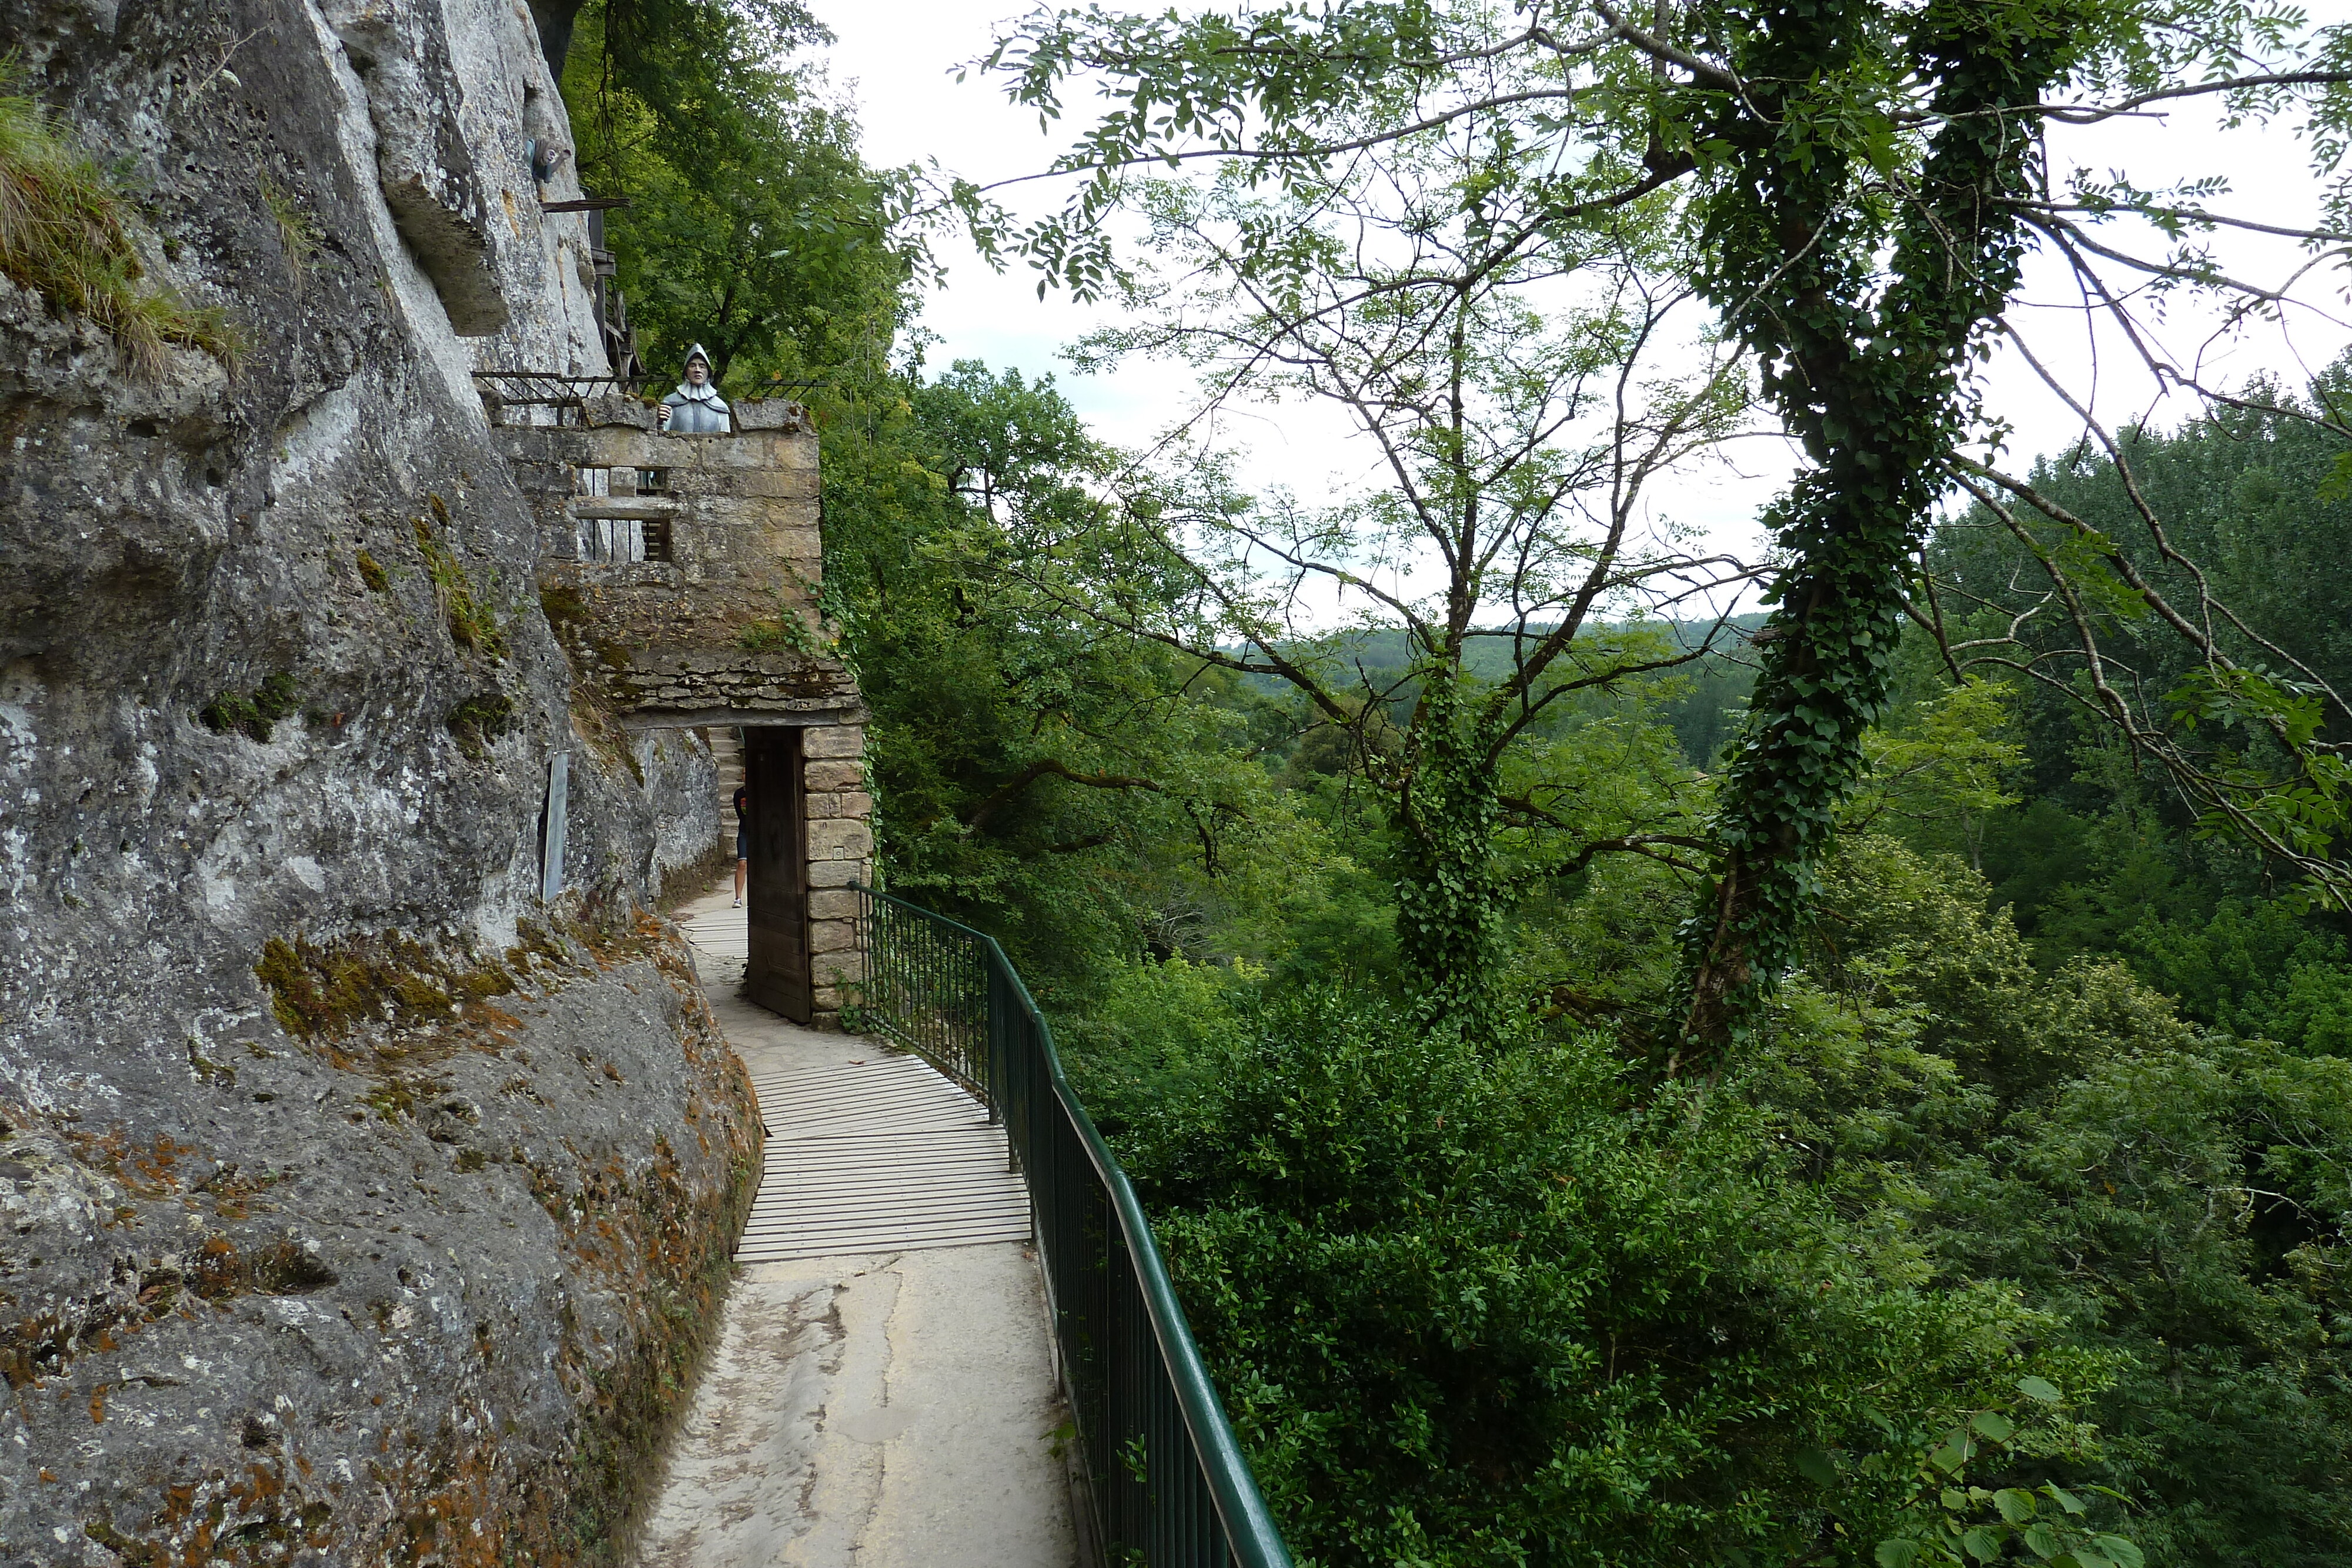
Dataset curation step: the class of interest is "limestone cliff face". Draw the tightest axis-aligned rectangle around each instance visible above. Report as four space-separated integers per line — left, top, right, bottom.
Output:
0 2 752 1562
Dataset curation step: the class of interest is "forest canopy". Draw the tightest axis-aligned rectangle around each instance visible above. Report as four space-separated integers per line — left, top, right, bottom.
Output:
564 2 2352 1563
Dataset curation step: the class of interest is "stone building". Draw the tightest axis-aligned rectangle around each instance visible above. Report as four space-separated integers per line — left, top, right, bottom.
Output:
492 396 874 1027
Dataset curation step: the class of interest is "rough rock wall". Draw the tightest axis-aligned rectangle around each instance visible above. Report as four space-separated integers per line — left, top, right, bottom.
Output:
0 1 751 1562
633 727 723 891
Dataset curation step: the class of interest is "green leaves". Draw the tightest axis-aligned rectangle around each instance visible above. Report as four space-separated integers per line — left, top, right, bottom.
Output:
2095 1534 2146 1568
1879 1463 2143 1568
562 0 914 387
1120 989 2125 1568
1679 0 2099 1055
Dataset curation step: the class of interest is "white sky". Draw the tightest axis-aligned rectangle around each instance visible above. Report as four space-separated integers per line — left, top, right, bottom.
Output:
813 1 2352 607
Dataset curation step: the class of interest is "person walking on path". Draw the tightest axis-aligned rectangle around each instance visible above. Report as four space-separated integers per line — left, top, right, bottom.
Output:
732 761 750 909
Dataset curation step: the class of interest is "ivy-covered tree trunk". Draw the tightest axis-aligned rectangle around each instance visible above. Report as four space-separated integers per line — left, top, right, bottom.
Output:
1393 667 1508 1031
1679 0 2087 1061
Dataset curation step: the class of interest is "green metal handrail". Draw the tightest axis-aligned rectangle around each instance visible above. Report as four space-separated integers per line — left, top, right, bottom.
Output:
851 884 1294 1568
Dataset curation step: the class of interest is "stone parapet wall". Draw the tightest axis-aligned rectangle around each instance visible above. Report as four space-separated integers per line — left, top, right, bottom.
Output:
495 400 823 651
495 400 859 730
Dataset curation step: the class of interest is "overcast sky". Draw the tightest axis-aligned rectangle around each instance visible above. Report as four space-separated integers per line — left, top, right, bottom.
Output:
811 2 2352 601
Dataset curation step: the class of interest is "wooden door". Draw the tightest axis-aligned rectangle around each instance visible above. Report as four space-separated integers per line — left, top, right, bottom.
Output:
742 726 811 1022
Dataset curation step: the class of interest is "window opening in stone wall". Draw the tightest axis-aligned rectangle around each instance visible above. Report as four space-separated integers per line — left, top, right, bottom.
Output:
576 516 653 563
575 465 656 496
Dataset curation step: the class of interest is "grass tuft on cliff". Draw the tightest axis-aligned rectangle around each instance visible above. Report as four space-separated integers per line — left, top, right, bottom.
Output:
413 514 510 660
0 84 237 374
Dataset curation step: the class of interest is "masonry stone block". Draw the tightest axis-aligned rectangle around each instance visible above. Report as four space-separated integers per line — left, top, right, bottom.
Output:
582 429 661 467
803 791 873 821
707 433 797 469
807 857 862 889
805 760 864 791
733 468 821 500
808 888 862 921
803 724 865 759
731 399 813 433
681 496 769 529
808 819 873 860
802 790 871 821
810 920 859 955
583 397 656 430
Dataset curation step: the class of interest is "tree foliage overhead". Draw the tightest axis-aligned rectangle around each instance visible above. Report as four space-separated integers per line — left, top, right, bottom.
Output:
560 0 915 385
977 0 2352 1055
1005 115 1752 1027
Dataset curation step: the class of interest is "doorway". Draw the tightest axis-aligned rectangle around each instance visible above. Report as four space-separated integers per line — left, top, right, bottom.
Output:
741 726 811 1022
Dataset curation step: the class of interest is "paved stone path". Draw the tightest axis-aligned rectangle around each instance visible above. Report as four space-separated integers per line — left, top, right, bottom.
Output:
633 884 1078 1567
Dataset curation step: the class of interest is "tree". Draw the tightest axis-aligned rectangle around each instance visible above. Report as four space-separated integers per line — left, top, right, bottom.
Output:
1001 115 1752 1025
822 358 1328 987
980 0 2352 1058
1805 837 2352 1566
1923 367 2352 919
560 0 916 386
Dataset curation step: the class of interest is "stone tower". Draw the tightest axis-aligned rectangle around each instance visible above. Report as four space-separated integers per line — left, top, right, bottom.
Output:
493 396 873 1027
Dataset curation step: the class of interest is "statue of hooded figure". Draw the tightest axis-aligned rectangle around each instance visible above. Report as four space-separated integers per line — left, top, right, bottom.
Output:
657 344 731 434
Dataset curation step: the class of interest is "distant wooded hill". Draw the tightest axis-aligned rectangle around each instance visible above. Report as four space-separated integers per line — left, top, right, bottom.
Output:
1229 613 1770 765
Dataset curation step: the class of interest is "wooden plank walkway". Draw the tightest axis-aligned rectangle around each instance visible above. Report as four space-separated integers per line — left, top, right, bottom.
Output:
739 1055 1030 1261
678 894 1032 1263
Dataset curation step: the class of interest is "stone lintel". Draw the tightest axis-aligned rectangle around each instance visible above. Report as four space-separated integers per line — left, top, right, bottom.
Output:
618 704 862 732
569 498 680 521
630 650 844 678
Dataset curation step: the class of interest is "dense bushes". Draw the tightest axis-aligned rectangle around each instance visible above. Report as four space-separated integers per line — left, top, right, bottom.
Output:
1034 834 2352 1566
1928 1042 2352 1564
1097 984 2116 1566
1815 841 2352 1567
